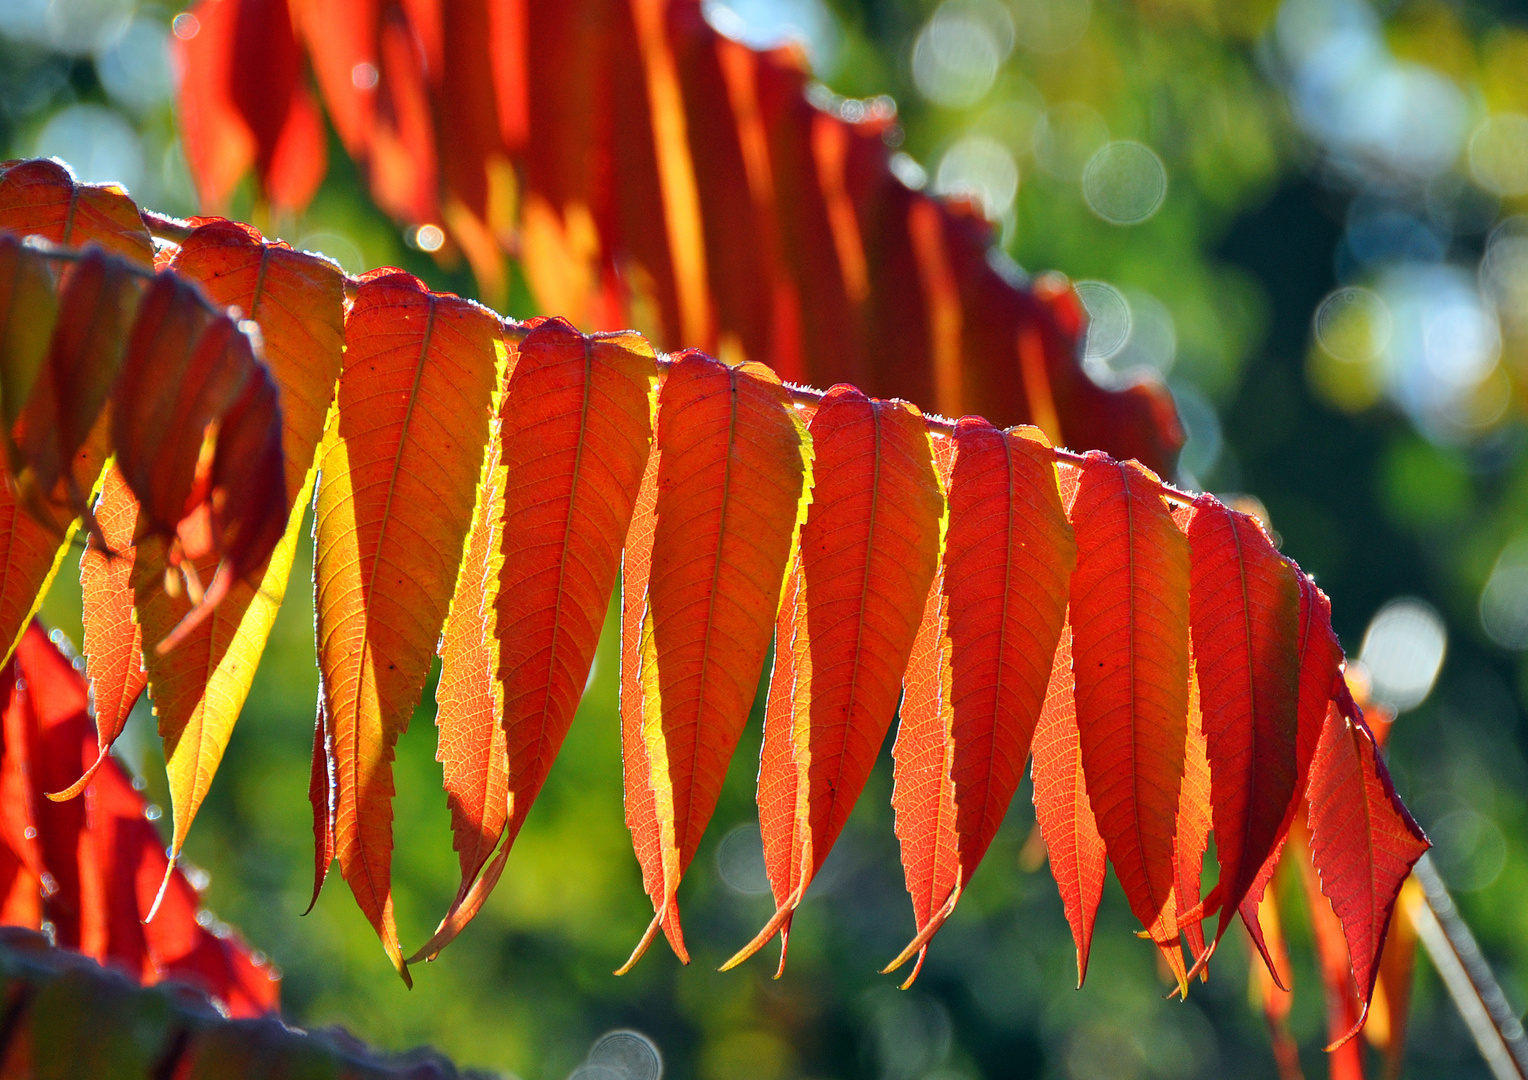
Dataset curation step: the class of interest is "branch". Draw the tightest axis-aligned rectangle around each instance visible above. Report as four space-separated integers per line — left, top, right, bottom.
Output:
139 217 1197 508
1411 854 1528 1079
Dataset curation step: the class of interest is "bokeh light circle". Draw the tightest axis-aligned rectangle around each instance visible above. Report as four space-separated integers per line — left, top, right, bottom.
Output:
586 1031 662 1080
1073 281 1130 360
1468 113 1528 197
1081 141 1166 225
911 1 1013 109
715 823 771 894
933 135 1018 219
1359 598 1446 712
1313 286 1390 362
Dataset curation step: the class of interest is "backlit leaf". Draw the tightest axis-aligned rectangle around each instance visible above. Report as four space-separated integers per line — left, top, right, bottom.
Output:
313 269 499 978
617 353 809 972
1305 691 1429 1046
1238 573 1345 976
129 219 343 888
1068 451 1189 945
0 158 154 268
885 420 1073 983
59 467 145 802
409 319 658 965
1175 659 1212 965
1184 495 1301 951
725 386 942 974
1030 618 1105 988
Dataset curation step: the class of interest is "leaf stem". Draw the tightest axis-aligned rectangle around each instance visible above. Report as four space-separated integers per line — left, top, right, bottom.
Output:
138 218 1198 507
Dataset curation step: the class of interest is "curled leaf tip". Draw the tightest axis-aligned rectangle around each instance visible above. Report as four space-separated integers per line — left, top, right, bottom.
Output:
46 751 108 801
721 894 798 973
882 883 961 979
144 856 178 924
615 907 668 977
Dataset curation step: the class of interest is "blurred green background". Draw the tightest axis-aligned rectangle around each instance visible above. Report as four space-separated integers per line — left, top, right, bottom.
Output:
6 0 1528 1076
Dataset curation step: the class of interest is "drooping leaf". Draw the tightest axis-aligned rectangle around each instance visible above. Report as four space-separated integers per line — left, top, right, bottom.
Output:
4 622 280 1016
1183 495 1302 952
1068 451 1190 945
312 268 499 978
1030 618 1105 988
290 0 439 224
57 466 145 802
109 268 289 642
1289 812 1367 1079
885 420 1074 983
617 352 809 973
173 0 327 214
409 319 658 965
429 414 509 925
126 219 343 887
1238 573 1346 975
0 158 154 267
725 386 942 974
178 3 1186 473
1305 691 1429 1046
0 236 63 664
9 247 132 528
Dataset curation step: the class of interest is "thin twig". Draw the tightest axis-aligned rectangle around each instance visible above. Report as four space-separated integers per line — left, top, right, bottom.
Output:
1411 854 1528 1079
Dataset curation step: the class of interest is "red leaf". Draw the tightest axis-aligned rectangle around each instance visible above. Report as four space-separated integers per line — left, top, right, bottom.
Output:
617 354 808 973
174 0 326 212
885 420 1074 982
1238 572 1345 975
313 269 499 979
1030 618 1106 987
1183 495 1302 951
725 386 943 974
1068 452 1190 945
409 321 657 965
1306 692 1429 1045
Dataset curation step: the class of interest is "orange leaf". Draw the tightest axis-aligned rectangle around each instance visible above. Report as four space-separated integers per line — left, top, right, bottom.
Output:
429 418 509 922
1068 451 1189 945
1305 691 1429 1047
1030 617 1106 987
0 158 154 267
725 386 942 974
1183 495 1302 952
409 319 657 965
313 269 499 978
885 420 1073 983
58 467 145 803
616 353 809 973
1290 812 1366 1078
122 220 343 885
